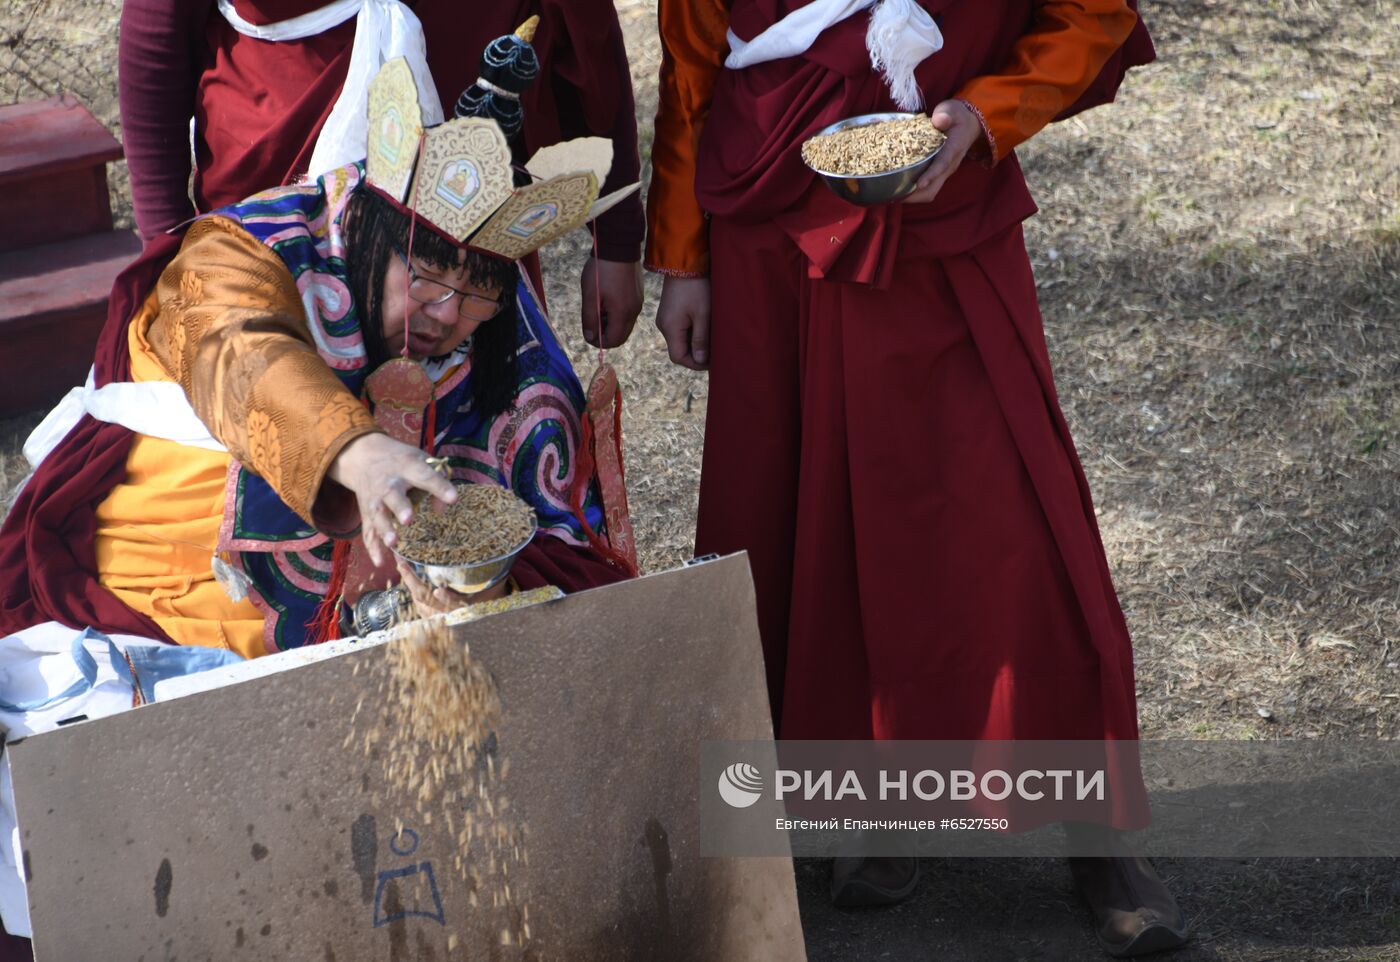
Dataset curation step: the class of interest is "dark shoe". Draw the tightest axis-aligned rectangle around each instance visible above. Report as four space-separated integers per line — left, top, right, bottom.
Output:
830 856 921 908
1069 856 1189 957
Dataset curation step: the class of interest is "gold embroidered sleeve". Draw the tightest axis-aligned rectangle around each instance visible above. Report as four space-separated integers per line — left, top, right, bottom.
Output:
147 216 380 528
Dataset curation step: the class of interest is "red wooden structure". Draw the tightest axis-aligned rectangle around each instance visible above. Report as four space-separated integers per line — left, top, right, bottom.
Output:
0 95 142 415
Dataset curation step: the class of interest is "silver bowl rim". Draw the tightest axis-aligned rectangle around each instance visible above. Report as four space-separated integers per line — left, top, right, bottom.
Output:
802 111 945 180
393 515 539 575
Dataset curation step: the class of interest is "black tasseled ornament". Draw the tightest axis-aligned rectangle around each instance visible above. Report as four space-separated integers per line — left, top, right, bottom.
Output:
453 16 541 141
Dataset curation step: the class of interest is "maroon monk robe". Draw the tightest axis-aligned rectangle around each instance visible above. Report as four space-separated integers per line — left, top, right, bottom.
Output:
0 927 27 957
512 534 629 595
118 0 644 262
702 218 1142 741
692 0 1151 776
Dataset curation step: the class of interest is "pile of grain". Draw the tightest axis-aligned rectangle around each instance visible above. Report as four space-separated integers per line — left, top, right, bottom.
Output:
397 482 536 566
351 616 531 948
801 115 946 175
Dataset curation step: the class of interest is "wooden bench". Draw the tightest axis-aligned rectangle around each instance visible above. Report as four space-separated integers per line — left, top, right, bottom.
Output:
0 95 141 416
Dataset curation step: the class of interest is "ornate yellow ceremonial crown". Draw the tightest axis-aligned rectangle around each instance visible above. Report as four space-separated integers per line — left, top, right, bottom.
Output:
365 56 638 261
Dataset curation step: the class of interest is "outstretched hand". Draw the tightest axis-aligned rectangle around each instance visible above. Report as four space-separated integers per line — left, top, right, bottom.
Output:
326 432 457 566
655 275 711 371
903 99 985 205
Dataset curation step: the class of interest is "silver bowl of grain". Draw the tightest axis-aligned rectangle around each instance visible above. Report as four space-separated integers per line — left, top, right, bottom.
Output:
393 482 538 595
801 112 947 206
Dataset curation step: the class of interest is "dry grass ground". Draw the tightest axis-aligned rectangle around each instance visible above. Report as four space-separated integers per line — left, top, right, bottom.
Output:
2 0 1399 958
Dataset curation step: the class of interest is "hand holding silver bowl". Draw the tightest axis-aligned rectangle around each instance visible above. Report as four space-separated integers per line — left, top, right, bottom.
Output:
802 112 945 206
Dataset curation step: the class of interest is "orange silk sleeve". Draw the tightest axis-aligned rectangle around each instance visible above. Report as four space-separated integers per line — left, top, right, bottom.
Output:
645 0 732 277
147 216 381 527
954 0 1139 164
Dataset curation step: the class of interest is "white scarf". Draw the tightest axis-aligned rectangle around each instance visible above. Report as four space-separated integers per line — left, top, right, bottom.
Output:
214 0 445 179
724 0 944 112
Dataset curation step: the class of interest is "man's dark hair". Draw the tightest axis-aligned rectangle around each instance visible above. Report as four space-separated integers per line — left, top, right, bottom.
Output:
342 185 520 419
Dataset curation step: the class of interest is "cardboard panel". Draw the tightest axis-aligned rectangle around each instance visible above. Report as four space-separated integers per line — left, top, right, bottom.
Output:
8 555 807 961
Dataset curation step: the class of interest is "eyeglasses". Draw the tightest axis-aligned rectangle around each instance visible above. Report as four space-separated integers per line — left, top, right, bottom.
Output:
392 247 505 321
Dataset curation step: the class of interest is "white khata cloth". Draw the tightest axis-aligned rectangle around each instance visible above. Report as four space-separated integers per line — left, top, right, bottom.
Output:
724 0 944 111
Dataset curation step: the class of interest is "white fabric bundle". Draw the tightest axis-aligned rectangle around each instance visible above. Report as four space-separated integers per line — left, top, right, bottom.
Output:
215 0 444 179
724 0 944 112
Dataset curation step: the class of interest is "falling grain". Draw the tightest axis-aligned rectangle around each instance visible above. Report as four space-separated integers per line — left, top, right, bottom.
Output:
360 616 533 951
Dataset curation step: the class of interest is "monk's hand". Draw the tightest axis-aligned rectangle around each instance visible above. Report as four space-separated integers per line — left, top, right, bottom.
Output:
581 257 644 348
656 275 711 371
396 559 509 619
903 100 984 205
326 432 457 566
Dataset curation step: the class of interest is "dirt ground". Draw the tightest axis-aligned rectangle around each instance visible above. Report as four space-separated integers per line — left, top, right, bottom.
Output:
2 0 1399 958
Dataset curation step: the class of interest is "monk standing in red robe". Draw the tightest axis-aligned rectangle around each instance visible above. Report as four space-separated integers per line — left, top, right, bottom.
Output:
646 0 1187 955
117 0 645 347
